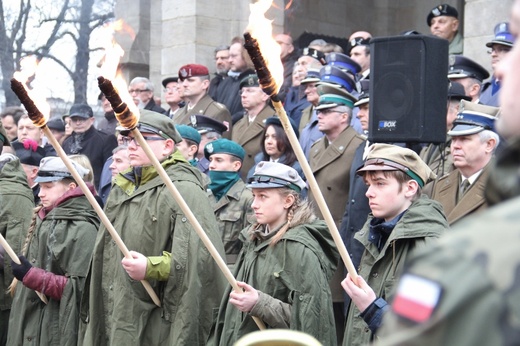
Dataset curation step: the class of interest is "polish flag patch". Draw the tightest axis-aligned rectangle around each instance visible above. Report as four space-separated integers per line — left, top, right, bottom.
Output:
392 274 443 323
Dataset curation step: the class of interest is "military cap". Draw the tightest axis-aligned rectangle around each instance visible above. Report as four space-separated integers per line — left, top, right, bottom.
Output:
448 55 490 82
175 124 201 145
204 138 245 161
247 161 306 192
315 83 358 110
189 114 228 135
317 65 357 93
354 79 370 107
66 104 94 119
162 76 179 88
300 69 321 84
325 52 361 76
427 4 458 26
178 64 209 81
12 139 46 167
0 121 9 146
486 22 515 48
34 156 89 183
348 37 371 54
448 100 499 136
357 143 436 187
120 109 182 143
447 82 471 101
264 116 300 138
239 74 260 89
47 117 66 132
301 47 327 65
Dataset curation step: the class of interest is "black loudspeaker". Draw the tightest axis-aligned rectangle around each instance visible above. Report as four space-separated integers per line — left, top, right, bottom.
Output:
369 35 448 144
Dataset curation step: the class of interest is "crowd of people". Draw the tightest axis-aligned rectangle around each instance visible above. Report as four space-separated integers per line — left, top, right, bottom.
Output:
1 1 520 345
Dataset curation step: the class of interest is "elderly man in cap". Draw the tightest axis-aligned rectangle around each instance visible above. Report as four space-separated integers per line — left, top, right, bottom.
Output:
480 22 515 107
429 101 499 225
128 77 166 114
12 139 46 205
428 3 463 54
62 104 117 190
420 81 472 177
341 143 447 345
308 83 364 343
0 125 34 345
190 114 228 176
448 55 490 102
232 74 276 181
80 110 226 345
204 138 254 266
174 64 232 139
162 76 185 119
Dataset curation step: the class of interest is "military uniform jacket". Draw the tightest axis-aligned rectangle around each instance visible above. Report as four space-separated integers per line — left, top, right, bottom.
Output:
419 137 454 178
232 105 275 181
8 191 99 346
79 154 227 346
208 179 255 264
378 138 520 346
0 159 34 313
174 93 232 138
344 196 448 346
208 219 339 346
430 163 491 225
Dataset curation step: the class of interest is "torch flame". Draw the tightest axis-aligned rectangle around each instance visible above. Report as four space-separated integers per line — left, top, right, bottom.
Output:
246 0 284 94
13 55 51 123
98 19 139 123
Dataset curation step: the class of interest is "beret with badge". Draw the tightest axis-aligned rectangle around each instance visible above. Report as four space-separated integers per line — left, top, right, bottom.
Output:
12 139 46 167
448 100 499 136
357 143 436 188
175 125 201 145
427 3 458 26
34 156 90 183
247 161 306 193
204 138 245 161
239 74 260 89
120 109 182 143
178 64 209 81
348 36 371 54
301 47 327 65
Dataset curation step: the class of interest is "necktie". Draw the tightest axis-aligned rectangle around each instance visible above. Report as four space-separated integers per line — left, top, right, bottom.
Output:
458 179 470 202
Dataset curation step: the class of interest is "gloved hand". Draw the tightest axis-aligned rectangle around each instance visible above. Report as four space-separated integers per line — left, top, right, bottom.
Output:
11 255 33 281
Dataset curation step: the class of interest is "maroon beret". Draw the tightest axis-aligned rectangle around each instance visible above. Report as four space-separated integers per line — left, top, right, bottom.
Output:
178 64 209 81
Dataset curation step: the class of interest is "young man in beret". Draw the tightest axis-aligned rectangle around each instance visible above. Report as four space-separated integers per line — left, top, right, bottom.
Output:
428 3 463 54
80 110 226 346
205 138 254 266
341 143 448 346
174 64 232 139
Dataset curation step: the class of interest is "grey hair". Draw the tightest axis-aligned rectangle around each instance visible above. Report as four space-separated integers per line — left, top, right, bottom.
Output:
214 45 230 54
130 77 155 92
112 144 128 155
205 131 222 141
478 129 500 152
335 105 353 122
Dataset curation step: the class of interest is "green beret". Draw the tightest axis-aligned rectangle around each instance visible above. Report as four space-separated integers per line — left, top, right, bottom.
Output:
175 125 201 145
128 109 182 144
204 138 245 161
357 143 436 187
239 74 260 89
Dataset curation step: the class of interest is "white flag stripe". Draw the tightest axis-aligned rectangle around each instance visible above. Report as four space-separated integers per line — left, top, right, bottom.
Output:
398 274 441 306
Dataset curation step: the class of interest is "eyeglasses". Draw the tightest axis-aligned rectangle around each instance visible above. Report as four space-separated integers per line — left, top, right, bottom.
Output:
128 89 150 94
121 135 165 146
316 109 344 115
487 46 511 55
70 117 88 123
163 87 178 93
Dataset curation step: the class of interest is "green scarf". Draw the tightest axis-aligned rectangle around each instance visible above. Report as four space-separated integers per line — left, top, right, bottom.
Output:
189 158 198 167
208 170 241 201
